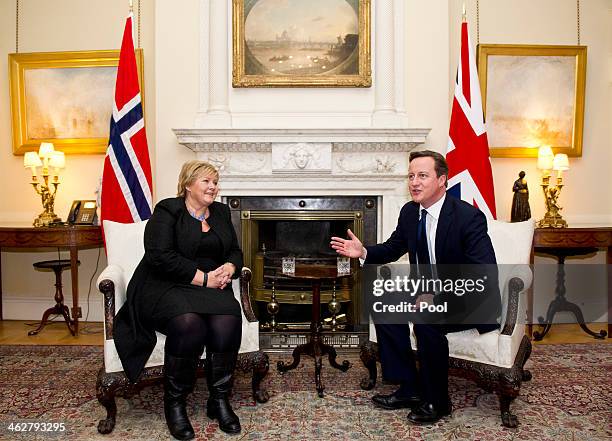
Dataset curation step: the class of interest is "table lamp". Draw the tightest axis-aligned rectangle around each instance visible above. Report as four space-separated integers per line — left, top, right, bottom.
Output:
536 145 568 228
23 142 65 227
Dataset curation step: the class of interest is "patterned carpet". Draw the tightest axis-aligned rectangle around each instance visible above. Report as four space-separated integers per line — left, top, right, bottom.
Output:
0 344 610 440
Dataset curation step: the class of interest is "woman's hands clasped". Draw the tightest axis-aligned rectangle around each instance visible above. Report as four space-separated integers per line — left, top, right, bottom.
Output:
206 263 236 289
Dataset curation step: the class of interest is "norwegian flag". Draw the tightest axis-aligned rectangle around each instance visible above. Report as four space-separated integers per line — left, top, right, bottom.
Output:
446 21 496 219
101 13 153 229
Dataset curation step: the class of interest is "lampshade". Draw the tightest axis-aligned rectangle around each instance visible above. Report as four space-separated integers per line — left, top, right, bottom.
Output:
38 142 55 158
49 151 65 169
553 153 569 171
537 145 554 170
24 151 43 168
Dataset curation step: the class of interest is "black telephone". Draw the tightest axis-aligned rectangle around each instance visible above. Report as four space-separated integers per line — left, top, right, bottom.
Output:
68 200 97 225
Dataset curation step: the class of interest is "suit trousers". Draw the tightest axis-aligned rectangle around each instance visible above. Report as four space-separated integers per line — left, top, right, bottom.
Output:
375 322 477 408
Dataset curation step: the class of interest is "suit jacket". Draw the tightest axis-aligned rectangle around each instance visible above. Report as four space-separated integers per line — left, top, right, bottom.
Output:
114 197 243 382
365 194 500 331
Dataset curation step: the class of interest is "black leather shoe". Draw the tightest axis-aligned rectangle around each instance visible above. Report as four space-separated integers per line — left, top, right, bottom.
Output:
372 393 421 410
407 401 452 425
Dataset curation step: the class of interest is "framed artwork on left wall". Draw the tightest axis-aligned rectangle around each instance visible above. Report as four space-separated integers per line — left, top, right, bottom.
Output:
9 49 144 155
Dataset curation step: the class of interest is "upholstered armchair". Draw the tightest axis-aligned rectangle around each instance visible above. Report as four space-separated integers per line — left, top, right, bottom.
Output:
95 220 269 434
360 219 535 428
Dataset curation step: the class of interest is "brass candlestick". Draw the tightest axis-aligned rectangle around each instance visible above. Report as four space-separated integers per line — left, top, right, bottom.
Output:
31 173 61 227
537 174 567 228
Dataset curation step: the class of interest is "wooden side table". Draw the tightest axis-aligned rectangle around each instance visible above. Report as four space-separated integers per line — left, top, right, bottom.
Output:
0 225 104 335
531 227 611 340
277 265 351 397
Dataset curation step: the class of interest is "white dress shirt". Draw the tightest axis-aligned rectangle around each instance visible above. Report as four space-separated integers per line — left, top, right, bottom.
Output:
419 193 446 264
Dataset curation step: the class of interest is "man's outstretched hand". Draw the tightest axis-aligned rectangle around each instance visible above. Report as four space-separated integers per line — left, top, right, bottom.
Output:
330 229 365 259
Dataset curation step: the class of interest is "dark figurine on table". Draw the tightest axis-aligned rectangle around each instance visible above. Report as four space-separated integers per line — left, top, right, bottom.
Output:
511 171 531 222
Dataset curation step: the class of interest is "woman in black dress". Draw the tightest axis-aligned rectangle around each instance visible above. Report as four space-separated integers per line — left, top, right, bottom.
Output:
113 161 243 438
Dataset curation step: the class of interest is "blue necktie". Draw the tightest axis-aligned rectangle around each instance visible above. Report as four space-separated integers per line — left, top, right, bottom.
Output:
416 209 430 265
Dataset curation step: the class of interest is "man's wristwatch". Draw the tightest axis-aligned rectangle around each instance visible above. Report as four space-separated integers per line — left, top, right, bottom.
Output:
202 271 208 287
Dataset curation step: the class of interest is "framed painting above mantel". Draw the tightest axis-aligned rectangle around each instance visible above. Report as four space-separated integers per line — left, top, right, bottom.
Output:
232 0 371 88
9 49 144 155
477 44 586 158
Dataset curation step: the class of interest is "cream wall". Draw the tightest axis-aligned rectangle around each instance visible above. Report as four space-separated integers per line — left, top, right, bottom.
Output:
0 0 155 321
450 0 612 225
0 0 610 321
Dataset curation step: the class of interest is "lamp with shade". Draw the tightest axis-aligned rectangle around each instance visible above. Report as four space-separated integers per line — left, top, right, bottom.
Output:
23 142 65 227
537 146 569 228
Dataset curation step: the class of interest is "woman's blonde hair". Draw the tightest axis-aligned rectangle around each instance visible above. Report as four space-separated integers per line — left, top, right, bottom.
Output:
176 160 219 197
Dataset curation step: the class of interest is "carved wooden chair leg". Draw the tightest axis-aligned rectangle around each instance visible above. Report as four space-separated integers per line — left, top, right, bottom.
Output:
251 351 270 403
96 371 119 434
499 393 519 428
519 336 533 381
359 341 379 390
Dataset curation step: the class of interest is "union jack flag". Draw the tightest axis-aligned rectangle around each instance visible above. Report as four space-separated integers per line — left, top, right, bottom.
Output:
100 13 153 230
446 20 496 220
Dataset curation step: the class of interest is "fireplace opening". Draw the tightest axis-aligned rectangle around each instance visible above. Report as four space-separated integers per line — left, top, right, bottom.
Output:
227 196 378 349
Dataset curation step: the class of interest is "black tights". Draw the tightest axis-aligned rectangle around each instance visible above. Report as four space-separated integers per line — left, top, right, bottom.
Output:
163 313 242 358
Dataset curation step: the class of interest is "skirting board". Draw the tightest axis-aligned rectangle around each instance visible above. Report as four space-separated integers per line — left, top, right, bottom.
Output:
2 295 103 322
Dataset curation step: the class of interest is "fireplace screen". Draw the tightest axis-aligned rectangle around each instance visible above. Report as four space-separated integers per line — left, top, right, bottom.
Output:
227 196 377 334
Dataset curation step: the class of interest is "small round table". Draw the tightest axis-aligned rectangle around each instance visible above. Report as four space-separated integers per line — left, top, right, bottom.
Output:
277 265 352 397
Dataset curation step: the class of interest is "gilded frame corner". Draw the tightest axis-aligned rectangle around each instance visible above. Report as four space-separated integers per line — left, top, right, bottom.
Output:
232 0 371 88
9 49 145 155
477 44 586 158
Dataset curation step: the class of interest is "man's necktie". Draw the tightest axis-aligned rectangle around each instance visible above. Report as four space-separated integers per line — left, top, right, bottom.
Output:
416 209 430 265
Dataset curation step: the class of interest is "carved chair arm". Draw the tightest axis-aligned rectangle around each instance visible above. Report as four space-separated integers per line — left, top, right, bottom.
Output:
500 277 525 336
239 267 258 322
97 264 124 340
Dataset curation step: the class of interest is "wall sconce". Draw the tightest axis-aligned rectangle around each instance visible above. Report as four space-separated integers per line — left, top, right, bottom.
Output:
23 142 66 227
536 145 568 228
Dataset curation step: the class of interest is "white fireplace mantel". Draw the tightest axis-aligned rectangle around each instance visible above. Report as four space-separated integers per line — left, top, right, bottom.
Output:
173 128 430 148
174 127 430 241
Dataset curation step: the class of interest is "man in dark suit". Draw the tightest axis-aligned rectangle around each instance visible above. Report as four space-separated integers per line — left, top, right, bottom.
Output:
331 150 499 424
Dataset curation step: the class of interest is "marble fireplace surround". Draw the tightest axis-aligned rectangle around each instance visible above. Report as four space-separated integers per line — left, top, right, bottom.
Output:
174 128 430 241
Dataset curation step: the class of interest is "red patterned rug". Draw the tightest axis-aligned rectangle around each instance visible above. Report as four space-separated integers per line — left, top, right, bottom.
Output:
0 344 610 440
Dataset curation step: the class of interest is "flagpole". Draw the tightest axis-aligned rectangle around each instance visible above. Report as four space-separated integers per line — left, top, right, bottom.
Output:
129 0 133 13
462 2 467 22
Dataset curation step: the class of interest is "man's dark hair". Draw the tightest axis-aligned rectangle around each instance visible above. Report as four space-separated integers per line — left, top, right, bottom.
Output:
409 150 449 186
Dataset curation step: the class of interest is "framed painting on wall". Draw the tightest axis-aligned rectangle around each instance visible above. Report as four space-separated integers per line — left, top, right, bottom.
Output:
232 0 371 87
477 44 586 158
9 49 144 155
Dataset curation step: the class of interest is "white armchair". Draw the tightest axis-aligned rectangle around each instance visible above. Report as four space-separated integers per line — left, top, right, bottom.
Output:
360 218 535 428
95 220 269 434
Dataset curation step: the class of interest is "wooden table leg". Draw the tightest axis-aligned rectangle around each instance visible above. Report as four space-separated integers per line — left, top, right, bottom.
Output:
0 249 3 320
70 246 80 335
528 247 534 339
606 247 612 338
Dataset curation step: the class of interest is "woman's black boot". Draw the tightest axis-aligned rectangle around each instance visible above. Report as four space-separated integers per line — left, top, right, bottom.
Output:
206 352 241 434
164 353 198 440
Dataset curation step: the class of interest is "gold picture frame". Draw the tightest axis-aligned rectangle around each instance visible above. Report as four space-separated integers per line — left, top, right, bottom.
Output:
232 0 371 88
478 44 586 158
9 49 144 155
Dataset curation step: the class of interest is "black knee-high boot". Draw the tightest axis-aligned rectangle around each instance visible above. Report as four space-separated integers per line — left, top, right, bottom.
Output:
206 352 241 434
164 353 198 440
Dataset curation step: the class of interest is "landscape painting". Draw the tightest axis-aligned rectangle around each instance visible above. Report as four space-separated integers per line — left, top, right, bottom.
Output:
478 44 586 158
9 50 144 155
233 0 371 87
